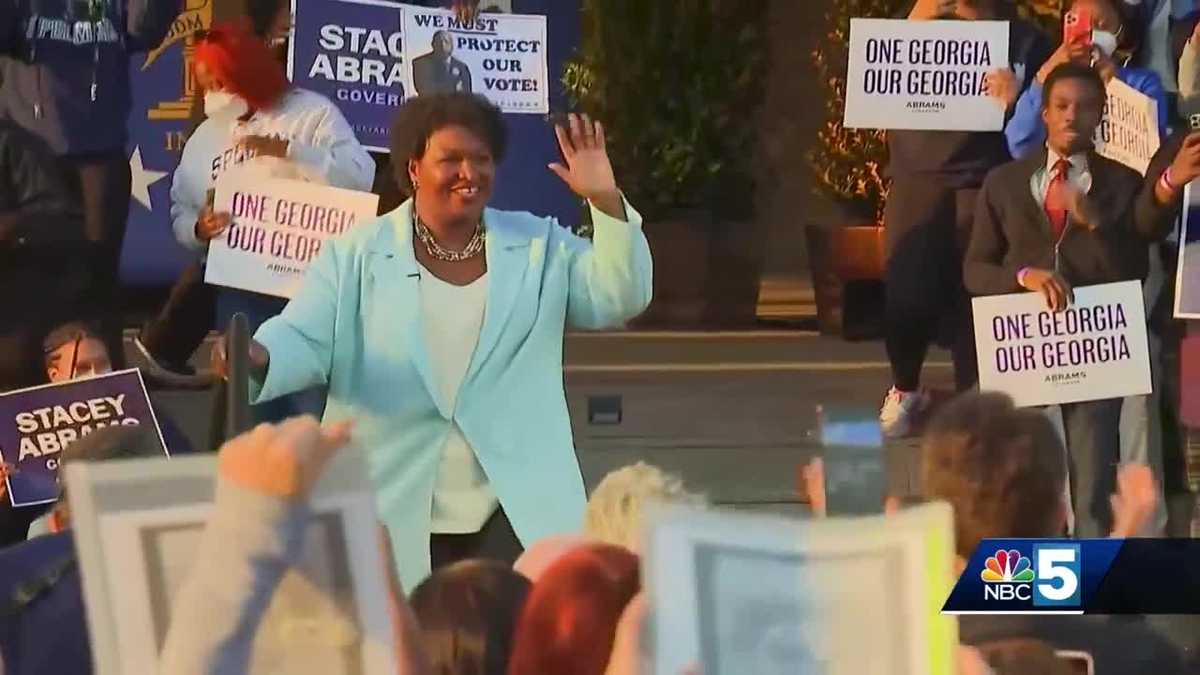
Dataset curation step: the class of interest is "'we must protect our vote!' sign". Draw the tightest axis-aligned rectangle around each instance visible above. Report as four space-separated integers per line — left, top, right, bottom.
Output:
0 370 167 507
844 18 1009 131
403 6 548 113
972 281 1152 408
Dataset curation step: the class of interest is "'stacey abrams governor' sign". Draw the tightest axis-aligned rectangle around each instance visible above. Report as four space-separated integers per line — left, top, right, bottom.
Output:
1094 78 1160 174
0 370 167 507
288 0 406 152
843 18 1009 131
973 281 1152 407
402 6 548 113
205 176 380 299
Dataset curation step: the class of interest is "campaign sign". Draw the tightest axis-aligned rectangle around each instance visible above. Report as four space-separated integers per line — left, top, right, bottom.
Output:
403 6 549 113
1094 78 1160 174
205 176 380 299
972 281 1152 408
0 370 167 507
844 19 1009 131
290 0 406 152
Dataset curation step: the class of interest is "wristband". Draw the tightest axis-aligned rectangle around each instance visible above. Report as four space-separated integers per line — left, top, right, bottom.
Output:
1017 267 1031 287
1161 167 1178 193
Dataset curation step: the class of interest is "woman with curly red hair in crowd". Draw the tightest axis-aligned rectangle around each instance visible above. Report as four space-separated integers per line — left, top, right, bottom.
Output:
507 544 641 675
136 20 374 424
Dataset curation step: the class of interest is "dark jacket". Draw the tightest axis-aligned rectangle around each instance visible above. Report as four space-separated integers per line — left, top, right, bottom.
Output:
0 532 90 675
964 150 1178 295
412 52 472 96
0 0 181 155
0 119 88 331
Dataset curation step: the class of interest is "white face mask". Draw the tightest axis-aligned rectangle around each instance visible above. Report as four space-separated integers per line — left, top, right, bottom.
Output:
204 90 249 119
1093 29 1119 58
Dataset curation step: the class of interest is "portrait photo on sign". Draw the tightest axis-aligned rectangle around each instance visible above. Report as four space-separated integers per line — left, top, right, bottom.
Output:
1174 182 1200 318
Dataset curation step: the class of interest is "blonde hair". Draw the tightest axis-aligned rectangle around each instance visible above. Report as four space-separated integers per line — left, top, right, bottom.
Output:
584 462 704 552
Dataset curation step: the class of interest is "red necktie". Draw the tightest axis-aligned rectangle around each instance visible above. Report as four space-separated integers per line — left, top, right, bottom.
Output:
1044 158 1072 240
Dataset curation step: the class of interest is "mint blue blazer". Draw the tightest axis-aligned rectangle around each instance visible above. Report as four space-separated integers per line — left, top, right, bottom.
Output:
251 198 652 590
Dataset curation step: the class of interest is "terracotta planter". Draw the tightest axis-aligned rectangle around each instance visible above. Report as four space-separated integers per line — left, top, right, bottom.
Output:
805 222 886 339
631 211 765 328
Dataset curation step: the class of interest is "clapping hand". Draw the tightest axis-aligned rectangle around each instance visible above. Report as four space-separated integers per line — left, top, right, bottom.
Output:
1061 182 1100 232
548 113 624 219
451 0 480 23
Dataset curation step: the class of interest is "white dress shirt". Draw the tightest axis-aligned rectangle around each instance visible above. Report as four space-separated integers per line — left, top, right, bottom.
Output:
1030 149 1093 208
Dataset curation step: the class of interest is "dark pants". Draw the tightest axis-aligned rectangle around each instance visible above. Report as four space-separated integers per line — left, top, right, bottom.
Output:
884 180 979 392
430 507 524 570
58 152 132 370
140 260 216 368
1062 398 1123 538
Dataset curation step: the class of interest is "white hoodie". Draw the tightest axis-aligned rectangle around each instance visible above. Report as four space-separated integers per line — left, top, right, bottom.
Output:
170 87 376 252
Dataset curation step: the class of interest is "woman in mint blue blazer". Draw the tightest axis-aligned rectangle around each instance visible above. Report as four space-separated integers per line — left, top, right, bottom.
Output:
230 94 652 591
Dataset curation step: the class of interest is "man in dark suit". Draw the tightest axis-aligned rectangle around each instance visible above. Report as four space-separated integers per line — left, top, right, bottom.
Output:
412 30 473 96
965 62 1184 537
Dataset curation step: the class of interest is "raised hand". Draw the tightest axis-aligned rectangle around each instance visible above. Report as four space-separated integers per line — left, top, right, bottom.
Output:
217 416 353 500
1110 463 1159 538
548 112 624 219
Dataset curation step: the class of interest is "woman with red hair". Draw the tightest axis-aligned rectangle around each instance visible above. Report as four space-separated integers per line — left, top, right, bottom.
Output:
136 20 374 422
507 544 641 675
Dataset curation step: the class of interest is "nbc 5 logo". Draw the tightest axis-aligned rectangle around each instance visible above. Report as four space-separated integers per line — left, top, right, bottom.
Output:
1032 543 1081 607
980 544 1081 607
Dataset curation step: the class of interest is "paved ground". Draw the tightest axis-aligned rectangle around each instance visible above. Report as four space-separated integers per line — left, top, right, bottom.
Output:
137 329 956 516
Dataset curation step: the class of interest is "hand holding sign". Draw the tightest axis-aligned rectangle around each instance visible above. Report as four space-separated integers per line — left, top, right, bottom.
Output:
984 68 1019 111
195 206 232 243
1020 268 1074 312
1092 51 1118 84
548 113 623 219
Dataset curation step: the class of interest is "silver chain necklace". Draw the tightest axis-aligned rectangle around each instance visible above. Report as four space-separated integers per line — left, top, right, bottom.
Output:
414 215 486 262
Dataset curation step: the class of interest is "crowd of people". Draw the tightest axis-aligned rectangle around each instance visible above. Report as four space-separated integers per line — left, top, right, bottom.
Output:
0 0 1197 672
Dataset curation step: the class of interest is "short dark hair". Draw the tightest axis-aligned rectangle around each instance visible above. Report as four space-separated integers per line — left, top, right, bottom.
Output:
409 559 531 675
389 93 507 196
243 0 286 38
1041 62 1107 110
920 392 1067 559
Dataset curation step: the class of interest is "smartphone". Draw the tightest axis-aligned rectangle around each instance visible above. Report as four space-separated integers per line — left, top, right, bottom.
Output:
1056 650 1095 675
1063 6 1093 50
816 404 886 516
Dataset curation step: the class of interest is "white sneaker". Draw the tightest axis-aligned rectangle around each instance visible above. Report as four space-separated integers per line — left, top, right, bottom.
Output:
879 387 930 439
